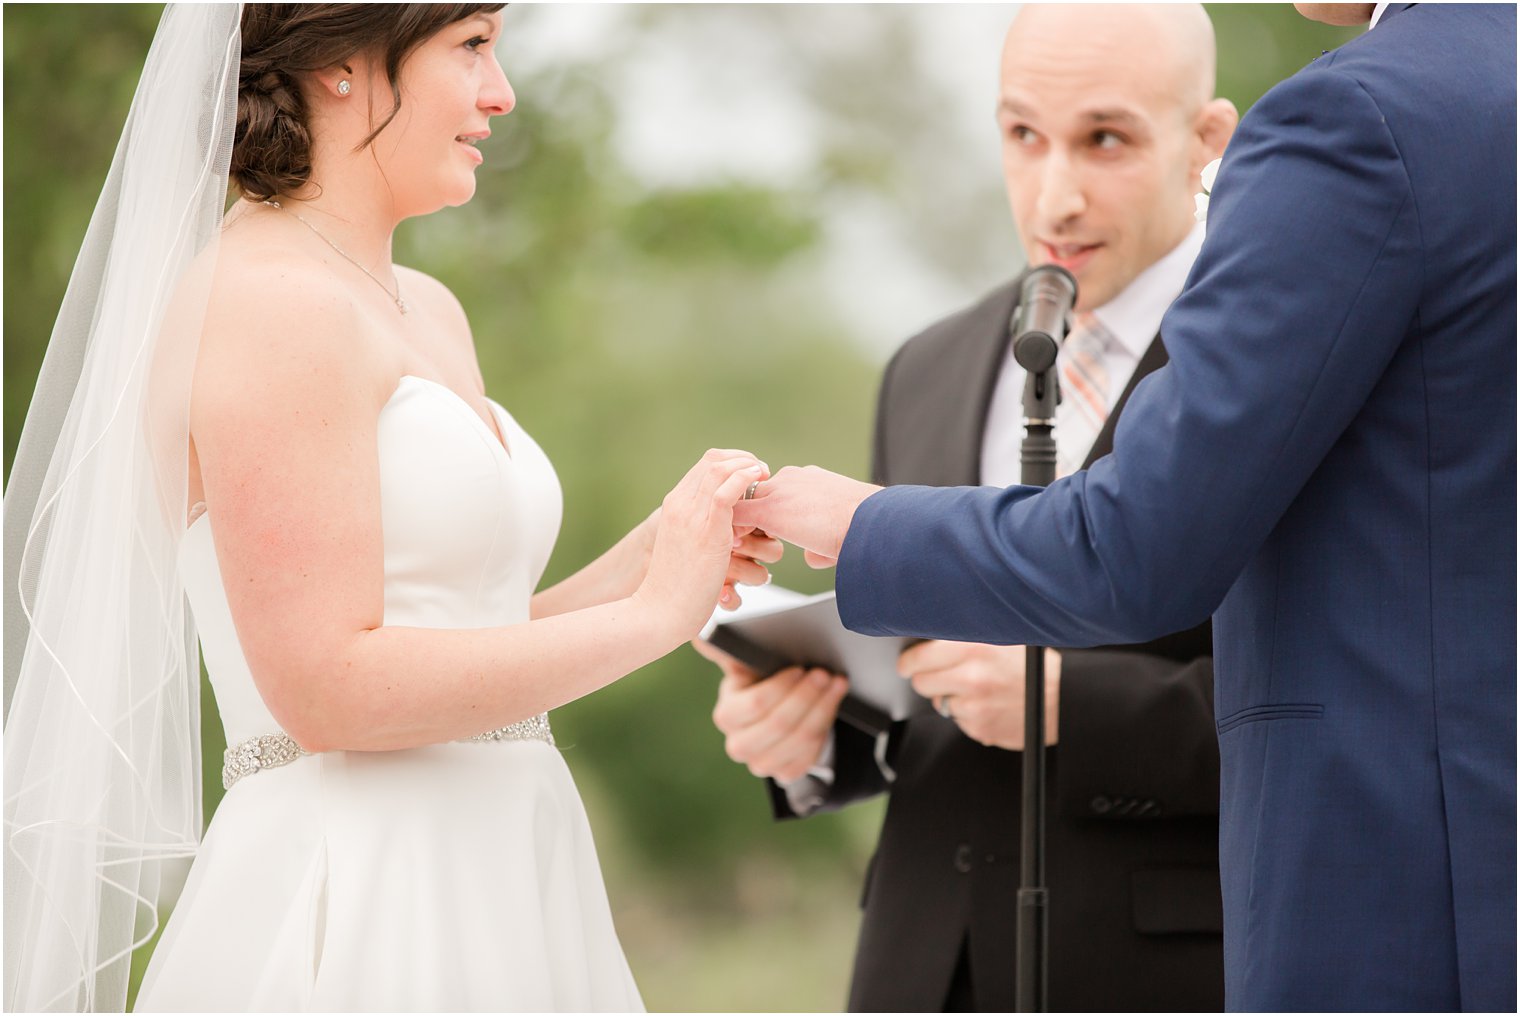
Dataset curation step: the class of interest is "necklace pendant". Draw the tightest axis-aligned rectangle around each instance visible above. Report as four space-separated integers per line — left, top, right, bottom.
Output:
396 298 409 315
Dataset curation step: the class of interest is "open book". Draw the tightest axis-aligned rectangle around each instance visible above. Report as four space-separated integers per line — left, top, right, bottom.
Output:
701 585 930 736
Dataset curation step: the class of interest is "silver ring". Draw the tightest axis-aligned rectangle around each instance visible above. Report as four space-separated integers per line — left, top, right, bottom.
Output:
936 695 954 720
744 480 760 500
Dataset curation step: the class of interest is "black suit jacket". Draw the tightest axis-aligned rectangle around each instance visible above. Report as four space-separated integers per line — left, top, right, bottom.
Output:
773 281 1224 1011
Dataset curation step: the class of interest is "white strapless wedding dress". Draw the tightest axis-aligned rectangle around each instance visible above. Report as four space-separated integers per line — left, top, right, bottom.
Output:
135 376 643 1012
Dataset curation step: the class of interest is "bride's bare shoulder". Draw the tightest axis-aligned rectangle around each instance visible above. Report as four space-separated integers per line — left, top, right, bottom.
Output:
394 264 478 367
191 214 386 420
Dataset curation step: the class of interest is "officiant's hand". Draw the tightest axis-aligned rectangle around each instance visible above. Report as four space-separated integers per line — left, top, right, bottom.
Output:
695 639 849 783
731 466 882 568
900 641 1061 751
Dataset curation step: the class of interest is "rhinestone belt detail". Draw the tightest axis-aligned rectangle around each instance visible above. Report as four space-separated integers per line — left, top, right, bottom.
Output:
221 713 556 790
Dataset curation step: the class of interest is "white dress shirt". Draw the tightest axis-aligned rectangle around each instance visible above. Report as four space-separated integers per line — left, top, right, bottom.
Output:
979 223 1205 487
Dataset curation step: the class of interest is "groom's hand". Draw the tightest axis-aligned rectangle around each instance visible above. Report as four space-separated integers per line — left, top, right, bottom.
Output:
695 638 848 783
731 465 882 568
720 531 785 610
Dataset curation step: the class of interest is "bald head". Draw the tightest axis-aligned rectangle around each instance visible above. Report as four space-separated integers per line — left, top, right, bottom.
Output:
994 3 1235 311
1006 4 1217 122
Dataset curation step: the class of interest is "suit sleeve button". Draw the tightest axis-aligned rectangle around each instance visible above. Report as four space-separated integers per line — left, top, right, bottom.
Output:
954 843 974 873
1090 795 1113 815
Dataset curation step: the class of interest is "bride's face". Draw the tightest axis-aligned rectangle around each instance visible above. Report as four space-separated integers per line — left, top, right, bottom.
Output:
369 11 513 216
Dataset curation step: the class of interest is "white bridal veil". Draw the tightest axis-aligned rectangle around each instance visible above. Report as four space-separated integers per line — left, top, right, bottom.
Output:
3 5 240 1010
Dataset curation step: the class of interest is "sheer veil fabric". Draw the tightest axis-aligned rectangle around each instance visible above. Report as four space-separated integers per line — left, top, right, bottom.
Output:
3 5 239 1010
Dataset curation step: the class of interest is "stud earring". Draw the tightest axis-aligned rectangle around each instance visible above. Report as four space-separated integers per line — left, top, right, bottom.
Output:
337 80 351 96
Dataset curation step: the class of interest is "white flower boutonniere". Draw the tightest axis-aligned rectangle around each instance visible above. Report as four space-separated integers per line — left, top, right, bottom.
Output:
1195 158 1222 223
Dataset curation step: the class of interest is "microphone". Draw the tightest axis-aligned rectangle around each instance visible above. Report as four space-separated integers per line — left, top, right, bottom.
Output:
1011 263 1078 375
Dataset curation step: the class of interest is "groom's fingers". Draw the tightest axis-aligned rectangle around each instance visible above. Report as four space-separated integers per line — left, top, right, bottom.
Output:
730 491 771 533
725 555 771 588
730 470 784 527
732 533 784 564
803 550 837 569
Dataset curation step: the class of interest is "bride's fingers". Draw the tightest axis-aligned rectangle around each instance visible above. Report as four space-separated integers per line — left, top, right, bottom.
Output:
710 464 765 515
684 457 762 508
701 449 770 478
686 450 768 491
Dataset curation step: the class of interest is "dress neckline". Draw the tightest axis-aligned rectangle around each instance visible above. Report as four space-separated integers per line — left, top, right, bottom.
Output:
398 375 512 459
185 375 514 535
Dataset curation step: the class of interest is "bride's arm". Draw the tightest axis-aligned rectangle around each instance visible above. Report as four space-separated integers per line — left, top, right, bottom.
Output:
529 511 657 619
193 274 761 754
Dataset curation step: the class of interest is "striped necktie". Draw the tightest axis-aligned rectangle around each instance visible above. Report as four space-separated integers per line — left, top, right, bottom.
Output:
1055 313 1116 479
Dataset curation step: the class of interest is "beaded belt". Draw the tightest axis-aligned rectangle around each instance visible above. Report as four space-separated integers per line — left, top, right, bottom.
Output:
222 713 556 790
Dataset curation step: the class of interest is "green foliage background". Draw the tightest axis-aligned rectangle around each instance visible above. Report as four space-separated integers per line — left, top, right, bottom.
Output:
3 5 1358 1010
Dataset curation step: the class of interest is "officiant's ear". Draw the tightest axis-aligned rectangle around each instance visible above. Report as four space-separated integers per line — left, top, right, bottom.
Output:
1191 97 1239 173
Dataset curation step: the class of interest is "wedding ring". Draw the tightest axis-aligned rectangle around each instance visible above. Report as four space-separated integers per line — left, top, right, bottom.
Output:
936 696 954 720
744 480 761 500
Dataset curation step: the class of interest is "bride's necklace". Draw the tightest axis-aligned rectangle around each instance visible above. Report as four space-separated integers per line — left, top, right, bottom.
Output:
262 199 408 315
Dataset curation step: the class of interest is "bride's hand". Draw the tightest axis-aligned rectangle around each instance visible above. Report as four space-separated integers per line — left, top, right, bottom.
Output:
632 449 769 640
625 507 781 608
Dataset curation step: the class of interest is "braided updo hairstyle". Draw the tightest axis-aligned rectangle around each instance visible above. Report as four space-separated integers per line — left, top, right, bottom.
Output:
234 4 505 201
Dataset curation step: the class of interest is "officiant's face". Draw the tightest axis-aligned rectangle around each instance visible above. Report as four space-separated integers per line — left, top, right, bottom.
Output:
370 11 514 215
996 5 1219 311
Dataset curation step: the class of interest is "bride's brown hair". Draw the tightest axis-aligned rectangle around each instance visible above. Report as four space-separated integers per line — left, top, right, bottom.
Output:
233 3 506 201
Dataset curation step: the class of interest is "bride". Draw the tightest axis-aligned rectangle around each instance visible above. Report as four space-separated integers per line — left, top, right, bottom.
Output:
4 5 776 1011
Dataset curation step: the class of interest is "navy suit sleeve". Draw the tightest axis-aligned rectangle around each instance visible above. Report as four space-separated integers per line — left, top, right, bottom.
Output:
837 66 1422 647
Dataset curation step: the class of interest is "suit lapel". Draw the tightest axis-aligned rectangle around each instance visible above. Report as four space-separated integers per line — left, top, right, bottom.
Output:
1081 333 1169 469
886 284 1018 488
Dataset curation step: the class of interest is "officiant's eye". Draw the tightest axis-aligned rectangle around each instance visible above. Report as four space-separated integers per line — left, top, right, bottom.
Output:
1091 130 1126 150
1008 125 1039 146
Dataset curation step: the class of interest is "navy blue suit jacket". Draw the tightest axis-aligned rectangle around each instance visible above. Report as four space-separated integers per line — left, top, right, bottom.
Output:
834 6 1516 1010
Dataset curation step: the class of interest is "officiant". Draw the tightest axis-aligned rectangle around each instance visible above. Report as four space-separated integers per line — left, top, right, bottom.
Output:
700 5 1237 1010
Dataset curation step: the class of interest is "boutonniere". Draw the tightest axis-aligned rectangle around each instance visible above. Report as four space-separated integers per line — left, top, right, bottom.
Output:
1194 158 1222 223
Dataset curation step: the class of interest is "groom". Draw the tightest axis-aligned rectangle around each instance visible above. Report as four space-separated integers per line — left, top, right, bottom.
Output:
734 3 1517 1012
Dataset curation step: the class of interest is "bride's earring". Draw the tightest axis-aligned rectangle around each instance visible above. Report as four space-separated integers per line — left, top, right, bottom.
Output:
337 79 351 96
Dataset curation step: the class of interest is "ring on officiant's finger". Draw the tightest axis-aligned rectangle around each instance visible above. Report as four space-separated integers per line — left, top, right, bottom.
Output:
744 480 760 500
936 695 954 720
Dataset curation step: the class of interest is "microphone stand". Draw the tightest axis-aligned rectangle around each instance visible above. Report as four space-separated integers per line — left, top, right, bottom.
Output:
1010 266 1075 1013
